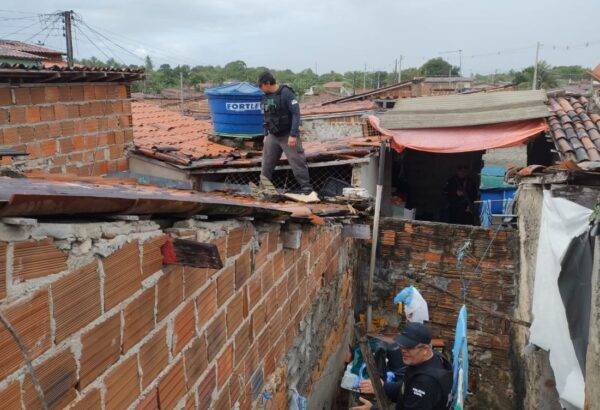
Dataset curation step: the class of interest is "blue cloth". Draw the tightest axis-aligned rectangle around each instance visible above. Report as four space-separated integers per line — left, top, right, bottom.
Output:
451 305 468 407
394 285 414 306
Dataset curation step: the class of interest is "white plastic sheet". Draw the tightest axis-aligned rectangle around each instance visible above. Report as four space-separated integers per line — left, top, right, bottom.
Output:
530 190 591 409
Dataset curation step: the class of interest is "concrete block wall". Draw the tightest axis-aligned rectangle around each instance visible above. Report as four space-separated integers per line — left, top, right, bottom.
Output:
359 218 518 409
0 83 133 175
0 217 351 409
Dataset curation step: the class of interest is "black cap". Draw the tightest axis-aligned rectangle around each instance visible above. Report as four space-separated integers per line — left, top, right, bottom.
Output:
395 322 432 348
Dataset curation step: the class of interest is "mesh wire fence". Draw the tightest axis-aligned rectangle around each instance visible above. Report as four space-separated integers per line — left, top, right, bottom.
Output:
221 164 353 192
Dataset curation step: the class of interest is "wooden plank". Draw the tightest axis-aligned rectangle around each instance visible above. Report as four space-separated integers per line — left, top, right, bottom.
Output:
355 324 394 410
163 238 223 270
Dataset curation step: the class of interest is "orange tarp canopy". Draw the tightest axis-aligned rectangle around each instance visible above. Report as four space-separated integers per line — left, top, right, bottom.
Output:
369 116 548 153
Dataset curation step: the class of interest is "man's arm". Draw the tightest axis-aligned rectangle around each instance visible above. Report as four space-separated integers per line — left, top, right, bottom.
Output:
402 375 442 410
284 88 301 137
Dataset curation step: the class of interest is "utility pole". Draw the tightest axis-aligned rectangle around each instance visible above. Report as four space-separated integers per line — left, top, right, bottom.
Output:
62 10 74 68
363 63 367 89
394 58 398 84
532 41 541 90
398 55 403 82
458 49 463 77
180 72 184 113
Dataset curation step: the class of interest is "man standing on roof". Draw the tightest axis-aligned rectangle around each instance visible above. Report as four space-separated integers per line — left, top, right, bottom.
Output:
258 71 319 203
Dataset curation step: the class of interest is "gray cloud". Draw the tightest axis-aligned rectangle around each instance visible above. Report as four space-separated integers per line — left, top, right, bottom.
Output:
1 0 598 74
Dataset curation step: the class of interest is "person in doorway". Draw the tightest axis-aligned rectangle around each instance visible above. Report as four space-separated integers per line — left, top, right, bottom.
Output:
257 71 319 203
353 323 453 410
442 164 478 225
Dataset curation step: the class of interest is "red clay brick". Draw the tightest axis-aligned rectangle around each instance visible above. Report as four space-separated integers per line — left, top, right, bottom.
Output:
52 261 101 342
103 241 142 310
44 86 59 102
247 272 262 310
70 85 84 101
23 349 77 409
70 388 101 410
217 343 233 389
254 233 269 269
217 265 235 306
17 125 33 142
2 127 18 145
25 106 40 123
142 235 167 279
235 249 251 290
136 388 158 410
123 287 155 352
173 300 196 354
184 266 213 298
157 265 183 321
206 311 226 362
8 106 25 124
105 355 140 410
0 88 11 105
227 227 250 257
0 290 50 379
261 259 274 294
40 139 57 157
13 88 30 105
227 291 245 336
214 384 230 410
212 235 227 262
0 380 21 409
13 239 67 281
0 242 6 301
197 366 216 407
268 228 279 253
158 359 187 410
235 321 252 366
0 108 8 125
79 313 121 388
139 326 169 388
184 335 208 386
251 301 266 338
197 281 217 328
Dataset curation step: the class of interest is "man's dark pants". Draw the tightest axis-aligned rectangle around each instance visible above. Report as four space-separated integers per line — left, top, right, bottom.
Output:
261 133 312 192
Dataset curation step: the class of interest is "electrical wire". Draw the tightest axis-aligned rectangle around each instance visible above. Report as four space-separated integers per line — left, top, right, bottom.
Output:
76 17 143 63
73 23 114 62
74 20 127 65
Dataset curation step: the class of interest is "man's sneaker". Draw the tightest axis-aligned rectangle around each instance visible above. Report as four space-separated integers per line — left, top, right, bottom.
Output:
283 190 320 203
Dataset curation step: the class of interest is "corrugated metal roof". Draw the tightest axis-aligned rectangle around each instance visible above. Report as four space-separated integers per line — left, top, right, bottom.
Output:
380 90 550 129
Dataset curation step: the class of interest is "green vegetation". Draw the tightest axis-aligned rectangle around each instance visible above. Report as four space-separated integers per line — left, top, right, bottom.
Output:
75 56 591 95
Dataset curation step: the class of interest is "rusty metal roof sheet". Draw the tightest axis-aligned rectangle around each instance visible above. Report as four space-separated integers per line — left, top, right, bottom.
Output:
0 176 353 220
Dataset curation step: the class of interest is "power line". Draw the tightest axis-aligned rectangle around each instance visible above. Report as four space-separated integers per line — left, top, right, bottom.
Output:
73 23 113 62
75 16 144 63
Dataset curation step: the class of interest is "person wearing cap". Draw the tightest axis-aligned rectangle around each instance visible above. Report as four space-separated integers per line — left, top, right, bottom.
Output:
353 323 452 410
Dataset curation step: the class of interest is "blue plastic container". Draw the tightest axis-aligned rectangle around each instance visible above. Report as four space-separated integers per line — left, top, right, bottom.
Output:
205 82 264 137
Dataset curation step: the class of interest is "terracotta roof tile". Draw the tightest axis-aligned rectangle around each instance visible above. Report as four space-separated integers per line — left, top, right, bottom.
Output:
547 95 600 164
132 102 235 163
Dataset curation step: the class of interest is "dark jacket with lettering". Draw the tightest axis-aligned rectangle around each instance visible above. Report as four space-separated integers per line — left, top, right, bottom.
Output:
383 353 452 410
261 85 300 137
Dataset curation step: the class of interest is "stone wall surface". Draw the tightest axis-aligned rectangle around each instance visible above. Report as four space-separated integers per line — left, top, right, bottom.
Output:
0 217 353 409
358 218 519 409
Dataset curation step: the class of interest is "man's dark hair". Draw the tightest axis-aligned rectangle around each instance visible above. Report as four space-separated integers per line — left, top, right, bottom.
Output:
258 71 276 86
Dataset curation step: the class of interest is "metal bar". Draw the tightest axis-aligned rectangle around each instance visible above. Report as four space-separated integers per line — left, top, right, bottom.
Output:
366 141 386 332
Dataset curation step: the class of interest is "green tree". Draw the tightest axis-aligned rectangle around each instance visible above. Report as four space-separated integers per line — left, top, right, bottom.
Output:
514 61 558 90
420 58 459 76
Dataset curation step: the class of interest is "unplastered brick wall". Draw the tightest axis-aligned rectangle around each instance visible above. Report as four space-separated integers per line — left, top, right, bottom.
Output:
359 219 518 409
0 216 351 409
0 83 133 175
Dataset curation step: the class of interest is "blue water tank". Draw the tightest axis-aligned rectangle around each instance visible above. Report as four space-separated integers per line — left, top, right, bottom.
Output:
205 82 264 137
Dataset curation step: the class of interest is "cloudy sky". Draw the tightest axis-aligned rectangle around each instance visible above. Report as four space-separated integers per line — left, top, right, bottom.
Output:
1 0 599 75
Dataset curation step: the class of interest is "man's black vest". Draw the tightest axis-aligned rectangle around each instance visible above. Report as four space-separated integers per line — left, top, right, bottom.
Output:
261 85 293 136
401 353 453 410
